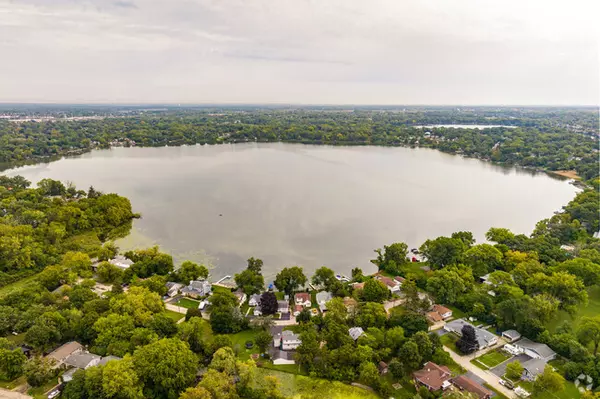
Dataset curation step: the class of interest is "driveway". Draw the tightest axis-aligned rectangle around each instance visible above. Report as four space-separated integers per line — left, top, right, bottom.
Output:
443 346 516 398
491 354 531 378
383 298 405 313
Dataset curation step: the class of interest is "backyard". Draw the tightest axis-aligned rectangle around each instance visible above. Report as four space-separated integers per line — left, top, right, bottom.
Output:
472 349 511 370
547 286 600 332
164 309 185 321
175 297 201 309
440 333 460 354
517 379 582 399
230 329 261 360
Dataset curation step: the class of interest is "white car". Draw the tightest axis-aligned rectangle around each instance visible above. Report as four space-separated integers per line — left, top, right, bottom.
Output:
47 389 60 399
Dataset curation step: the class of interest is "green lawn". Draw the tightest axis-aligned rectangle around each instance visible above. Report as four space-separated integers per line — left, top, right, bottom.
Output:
230 330 261 360
441 333 460 354
472 349 511 370
0 375 26 390
517 379 581 399
484 383 509 399
446 305 466 320
164 310 185 322
212 285 232 294
260 362 307 375
176 297 201 309
0 272 42 298
256 368 380 399
547 286 600 332
6 333 26 345
28 377 60 399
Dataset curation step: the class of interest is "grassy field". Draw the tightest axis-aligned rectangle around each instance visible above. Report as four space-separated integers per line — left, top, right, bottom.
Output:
256 369 380 399
446 305 466 320
440 333 460 354
518 379 581 399
0 375 26 390
164 309 185 321
0 272 41 298
547 286 600 332
176 297 201 309
472 349 511 370
230 329 261 360
28 378 59 399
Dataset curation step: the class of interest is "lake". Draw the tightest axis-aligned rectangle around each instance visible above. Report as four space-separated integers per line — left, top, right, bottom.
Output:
3 143 577 280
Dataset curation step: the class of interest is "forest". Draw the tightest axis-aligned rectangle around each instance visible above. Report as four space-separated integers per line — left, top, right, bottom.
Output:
0 106 598 180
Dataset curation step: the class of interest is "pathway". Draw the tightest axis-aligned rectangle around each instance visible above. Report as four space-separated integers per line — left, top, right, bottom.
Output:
444 345 516 398
383 298 405 313
165 303 209 321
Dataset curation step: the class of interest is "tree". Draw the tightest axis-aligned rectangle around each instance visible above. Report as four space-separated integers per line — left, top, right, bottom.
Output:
555 258 600 287
274 267 307 296
356 302 387 329
179 387 213 399
209 347 237 375
385 326 406 353
361 279 389 303
351 267 364 282
533 365 565 395
61 369 87 399
234 269 264 295
97 261 124 284
426 265 473 304
388 311 428 337
149 312 179 337
210 306 242 334
296 329 320 369
402 279 430 313
132 275 169 296
486 228 515 245
312 266 336 290
259 292 278 315
527 271 587 314
456 325 479 354
388 359 403 379
358 362 379 387
296 308 311 323
463 244 503 277
109 286 165 325
177 261 209 284
102 356 144 399
23 356 55 387
178 317 209 355
185 308 203 321
577 316 600 355
0 347 27 379
451 231 475 247
246 257 263 274
399 340 422 372
419 236 466 269
38 265 66 290
413 331 433 361
255 330 272 354
133 338 198 399
197 369 237 399
62 251 93 277
505 361 524 380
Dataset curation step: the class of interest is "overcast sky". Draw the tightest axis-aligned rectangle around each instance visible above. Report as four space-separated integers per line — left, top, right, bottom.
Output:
1 0 598 105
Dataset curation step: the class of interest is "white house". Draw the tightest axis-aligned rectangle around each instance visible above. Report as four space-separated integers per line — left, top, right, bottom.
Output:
64 353 102 370
316 291 333 312
349 327 365 341
277 300 289 314
375 276 401 293
444 319 498 349
249 294 261 307
274 330 302 350
165 282 184 298
233 290 247 306
272 350 295 365
181 280 212 298
501 330 522 342
514 338 556 361
432 304 453 320
46 342 84 368
294 293 311 308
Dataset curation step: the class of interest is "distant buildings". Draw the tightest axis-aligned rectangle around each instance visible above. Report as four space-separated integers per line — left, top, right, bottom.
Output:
316 291 332 312
181 280 212 298
165 282 184 297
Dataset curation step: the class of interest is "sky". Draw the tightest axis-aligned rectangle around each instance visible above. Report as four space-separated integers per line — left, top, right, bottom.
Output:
0 0 599 105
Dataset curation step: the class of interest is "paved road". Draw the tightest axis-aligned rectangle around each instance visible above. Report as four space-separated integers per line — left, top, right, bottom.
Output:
444 345 516 398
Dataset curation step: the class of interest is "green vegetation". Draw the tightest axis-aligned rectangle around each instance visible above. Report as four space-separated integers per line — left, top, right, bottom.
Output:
547 286 600 332
164 310 185 322
440 333 460 354
230 329 260 360
472 350 511 370
176 298 201 309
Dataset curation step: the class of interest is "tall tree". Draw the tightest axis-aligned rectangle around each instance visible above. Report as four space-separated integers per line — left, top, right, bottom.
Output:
274 267 307 296
456 325 479 354
312 266 337 290
419 236 466 269
361 279 389 303
577 316 600 355
259 292 278 315
246 257 263 274
102 356 144 399
533 365 565 395
234 269 264 295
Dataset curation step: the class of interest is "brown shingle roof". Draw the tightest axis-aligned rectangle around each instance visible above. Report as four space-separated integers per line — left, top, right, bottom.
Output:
47 342 83 363
427 311 443 323
295 293 310 302
413 362 451 391
433 304 452 315
452 375 492 399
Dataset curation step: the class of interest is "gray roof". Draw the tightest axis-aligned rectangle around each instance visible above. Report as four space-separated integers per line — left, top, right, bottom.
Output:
515 338 556 359
349 327 365 340
522 357 548 377
281 330 300 342
502 330 521 340
277 300 289 309
64 353 101 369
98 355 121 366
271 349 296 360
249 294 261 302
61 368 79 382
316 291 333 304
445 319 497 348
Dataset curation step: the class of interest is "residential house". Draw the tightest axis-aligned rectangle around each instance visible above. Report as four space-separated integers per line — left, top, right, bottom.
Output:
272 350 295 365
444 319 498 349
60 368 79 383
181 280 212 299
109 255 133 270
316 291 333 312
293 305 304 317
432 304 453 319
274 330 302 350
349 327 365 341
294 293 311 308
47 341 84 368
375 276 401 293
64 352 101 370
501 330 522 342
378 361 389 375
513 338 556 361
413 362 452 391
522 358 549 381
426 311 443 324
351 282 365 290
277 300 289 314
97 355 121 366
249 294 261 307
165 282 184 298
233 290 247 306
451 375 492 399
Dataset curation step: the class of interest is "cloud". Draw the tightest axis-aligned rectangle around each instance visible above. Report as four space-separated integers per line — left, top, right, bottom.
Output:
0 0 598 104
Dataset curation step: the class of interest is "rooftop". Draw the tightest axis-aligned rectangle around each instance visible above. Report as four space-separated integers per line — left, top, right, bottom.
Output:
413 362 451 391
47 341 83 362
452 375 492 398
516 338 556 359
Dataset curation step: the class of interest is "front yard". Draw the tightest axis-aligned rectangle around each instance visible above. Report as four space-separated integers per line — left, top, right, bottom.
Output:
472 349 511 370
164 309 185 321
440 332 460 354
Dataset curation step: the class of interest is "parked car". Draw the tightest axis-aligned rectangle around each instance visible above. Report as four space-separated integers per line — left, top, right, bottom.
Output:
48 389 61 399
499 379 514 389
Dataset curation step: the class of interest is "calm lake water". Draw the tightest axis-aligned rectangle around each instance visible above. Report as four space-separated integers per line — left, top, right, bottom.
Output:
4 143 577 280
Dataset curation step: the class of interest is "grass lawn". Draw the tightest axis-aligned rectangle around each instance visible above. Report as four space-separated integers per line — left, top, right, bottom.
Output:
176 297 201 309
28 378 59 399
441 333 460 354
517 379 581 399
6 333 26 345
446 305 466 320
230 330 261 360
547 286 600 332
164 310 185 321
0 272 42 298
260 362 307 376
275 292 285 300
472 349 511 370
484 383 509 399
0 375 26 390
256 368 380 399
212 285 232 294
